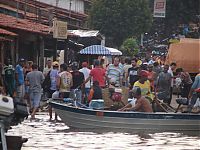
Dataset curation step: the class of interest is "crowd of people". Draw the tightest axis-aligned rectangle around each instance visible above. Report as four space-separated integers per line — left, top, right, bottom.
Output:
0 54 199 120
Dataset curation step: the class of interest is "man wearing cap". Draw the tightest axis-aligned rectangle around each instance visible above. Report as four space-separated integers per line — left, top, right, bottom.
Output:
15 58 26 102
133 70 153 101
118 87 153 112
48 61 59 120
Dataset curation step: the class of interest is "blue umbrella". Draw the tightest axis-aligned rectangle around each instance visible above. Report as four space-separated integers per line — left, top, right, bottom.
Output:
79 45 111 55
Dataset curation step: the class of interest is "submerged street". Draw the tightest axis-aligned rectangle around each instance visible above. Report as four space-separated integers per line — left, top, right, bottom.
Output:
7 112 200 150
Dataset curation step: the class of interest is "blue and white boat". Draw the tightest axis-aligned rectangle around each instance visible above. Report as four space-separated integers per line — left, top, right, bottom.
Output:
50 100 200 131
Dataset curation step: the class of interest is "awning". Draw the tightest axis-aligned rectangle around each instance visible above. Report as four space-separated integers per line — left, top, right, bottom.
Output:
106 47 122 56
68 30 101 38
79 45 122 56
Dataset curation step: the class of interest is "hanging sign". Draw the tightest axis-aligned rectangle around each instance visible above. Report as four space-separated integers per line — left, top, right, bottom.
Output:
153 0 166 18
53 19 68 39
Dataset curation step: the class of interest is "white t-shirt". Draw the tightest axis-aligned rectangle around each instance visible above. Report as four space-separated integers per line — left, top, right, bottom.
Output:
128 98 136 107
79 67 91 88
168 67 174 87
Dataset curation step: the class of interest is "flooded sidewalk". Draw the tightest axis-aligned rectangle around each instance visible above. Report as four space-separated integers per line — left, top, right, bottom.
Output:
6 112 200 150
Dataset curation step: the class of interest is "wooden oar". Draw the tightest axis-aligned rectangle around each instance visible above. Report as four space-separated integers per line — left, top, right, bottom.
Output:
153 95 168 113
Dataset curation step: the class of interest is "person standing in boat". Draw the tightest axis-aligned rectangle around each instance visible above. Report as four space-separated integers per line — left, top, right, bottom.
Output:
156 64 172 105
118 86 153 112
25 64 45 119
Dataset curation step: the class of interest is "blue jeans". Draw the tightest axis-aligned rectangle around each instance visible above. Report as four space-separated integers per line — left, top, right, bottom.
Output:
188 93 198 112
71 89 82 103
84 88 90 97
16 84 25 103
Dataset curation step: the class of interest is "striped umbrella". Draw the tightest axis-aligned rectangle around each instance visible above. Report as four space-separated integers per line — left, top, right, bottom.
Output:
79 45 111 55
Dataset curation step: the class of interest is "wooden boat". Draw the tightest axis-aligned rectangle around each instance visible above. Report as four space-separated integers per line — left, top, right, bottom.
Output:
50 100 200 131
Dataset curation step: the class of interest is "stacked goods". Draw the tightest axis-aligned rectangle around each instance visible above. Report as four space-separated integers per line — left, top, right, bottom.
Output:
102 87 129 107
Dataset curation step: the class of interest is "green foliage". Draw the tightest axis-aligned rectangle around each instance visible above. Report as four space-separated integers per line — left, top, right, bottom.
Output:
120 38 139 57
88 0 152 47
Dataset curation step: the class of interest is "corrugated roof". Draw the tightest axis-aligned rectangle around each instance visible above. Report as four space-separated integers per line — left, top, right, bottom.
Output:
0 13 49 35
0 37 13 41
0 28 17 36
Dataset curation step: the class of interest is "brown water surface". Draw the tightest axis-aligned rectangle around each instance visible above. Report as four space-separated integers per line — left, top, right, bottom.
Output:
7 113 200 150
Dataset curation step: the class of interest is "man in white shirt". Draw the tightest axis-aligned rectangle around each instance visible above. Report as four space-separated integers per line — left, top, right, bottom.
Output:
79 62 91 102
43 60 52 77
168 62 177 105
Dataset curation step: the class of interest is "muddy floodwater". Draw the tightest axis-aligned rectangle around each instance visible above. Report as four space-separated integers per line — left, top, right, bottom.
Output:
7 112 200 150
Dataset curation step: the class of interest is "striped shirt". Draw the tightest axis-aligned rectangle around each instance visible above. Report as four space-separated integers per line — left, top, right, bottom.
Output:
106 64 124 86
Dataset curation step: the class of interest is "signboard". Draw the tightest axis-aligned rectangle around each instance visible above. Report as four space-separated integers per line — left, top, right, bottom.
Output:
53 19 68 39
153 0 166 18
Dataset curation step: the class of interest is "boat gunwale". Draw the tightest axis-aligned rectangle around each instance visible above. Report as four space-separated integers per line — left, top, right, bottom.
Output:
50 101 200 120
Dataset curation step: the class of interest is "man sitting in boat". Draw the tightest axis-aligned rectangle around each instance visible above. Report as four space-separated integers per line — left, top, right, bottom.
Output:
133 70 154 102
118 86 153 112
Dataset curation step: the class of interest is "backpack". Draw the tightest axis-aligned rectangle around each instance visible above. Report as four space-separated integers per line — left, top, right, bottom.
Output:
42 71 51 92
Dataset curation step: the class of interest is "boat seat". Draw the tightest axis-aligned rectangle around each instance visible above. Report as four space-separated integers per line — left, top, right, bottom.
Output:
175 98 188 113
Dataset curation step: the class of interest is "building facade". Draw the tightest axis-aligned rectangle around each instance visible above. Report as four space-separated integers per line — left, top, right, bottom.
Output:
0 0 91 68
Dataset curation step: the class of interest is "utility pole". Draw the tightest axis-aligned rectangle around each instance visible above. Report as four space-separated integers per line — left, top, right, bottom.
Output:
24 0 27 18
16 1 19 21
69 0 72 18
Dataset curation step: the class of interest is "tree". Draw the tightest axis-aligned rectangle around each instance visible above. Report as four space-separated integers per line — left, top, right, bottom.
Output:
120 38 139 57
88 0 152 47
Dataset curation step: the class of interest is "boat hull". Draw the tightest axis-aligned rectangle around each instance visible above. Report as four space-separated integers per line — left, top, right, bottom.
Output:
50 101 200 131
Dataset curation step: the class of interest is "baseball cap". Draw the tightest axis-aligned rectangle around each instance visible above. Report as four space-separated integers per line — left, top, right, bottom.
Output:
19 58 25 62
139 70 149 77
52 61 59 67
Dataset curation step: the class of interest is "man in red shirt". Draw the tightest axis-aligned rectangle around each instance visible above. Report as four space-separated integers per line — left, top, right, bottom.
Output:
84 59 106 88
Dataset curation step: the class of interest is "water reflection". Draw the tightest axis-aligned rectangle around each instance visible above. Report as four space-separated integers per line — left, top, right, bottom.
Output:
7 113 200 150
